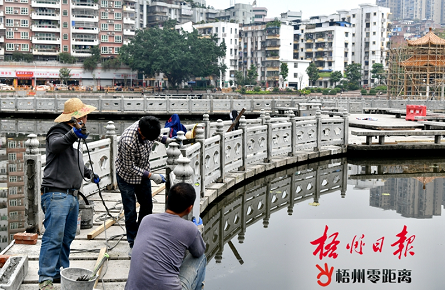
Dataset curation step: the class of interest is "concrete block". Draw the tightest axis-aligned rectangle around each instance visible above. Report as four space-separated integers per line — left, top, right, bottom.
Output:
205 183 226 197
253 165 265 175
296 152 308 162
271 158 287 168
225 177 236 189
307 151 319 160
257 162 276 172
286 155 299 165
319 149 331 158
244 168 256 179
0 255 28 290
226 172 246 184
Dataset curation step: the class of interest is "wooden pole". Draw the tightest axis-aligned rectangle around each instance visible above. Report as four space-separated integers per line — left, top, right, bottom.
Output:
227 108 246 132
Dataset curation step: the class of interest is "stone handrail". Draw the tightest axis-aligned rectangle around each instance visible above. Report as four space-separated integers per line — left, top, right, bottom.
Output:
24 110 348 233
3 95 445 116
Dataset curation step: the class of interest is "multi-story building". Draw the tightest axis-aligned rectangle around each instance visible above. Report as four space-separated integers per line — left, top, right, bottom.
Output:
0 0 135 61
215 3 254 24
376 0 444 24
349 4 390 86
252 6 267 23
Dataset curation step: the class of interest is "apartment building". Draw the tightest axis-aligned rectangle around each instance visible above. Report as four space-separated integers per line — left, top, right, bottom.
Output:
0 0 136 60
252 6 267 24
215 3 254 24
376 0 444 24
349 4 390 86
294 14 353 87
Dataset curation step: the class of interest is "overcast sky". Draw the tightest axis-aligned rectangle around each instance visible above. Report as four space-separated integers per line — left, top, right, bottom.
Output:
206 0 371 20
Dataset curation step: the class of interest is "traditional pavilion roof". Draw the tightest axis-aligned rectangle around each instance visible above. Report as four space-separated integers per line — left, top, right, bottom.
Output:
407 27 445 46
401 55 445 67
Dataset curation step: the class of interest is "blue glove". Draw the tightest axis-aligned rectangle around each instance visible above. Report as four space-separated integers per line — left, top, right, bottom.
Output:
92 174 100 184
149 173 165 184
192 217 203 226
73 127 89 139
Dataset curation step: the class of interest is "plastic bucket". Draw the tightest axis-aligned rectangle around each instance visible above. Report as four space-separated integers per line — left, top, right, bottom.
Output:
79 202 94 229
60 267 98 290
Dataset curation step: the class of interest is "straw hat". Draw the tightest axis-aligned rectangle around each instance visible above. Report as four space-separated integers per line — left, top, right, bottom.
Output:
54 98 97 123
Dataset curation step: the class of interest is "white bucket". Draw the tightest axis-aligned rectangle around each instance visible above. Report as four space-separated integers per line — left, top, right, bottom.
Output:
60 267 98 290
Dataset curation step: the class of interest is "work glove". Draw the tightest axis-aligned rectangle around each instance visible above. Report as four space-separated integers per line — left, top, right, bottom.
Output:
192 217 203 226
92 174 100 184
73 127 89 139
165 137 176 146
149 173 165 184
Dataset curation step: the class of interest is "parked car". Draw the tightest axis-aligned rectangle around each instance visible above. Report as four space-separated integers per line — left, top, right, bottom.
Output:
55 84 68 90
36 85 51 91
0 84 14 91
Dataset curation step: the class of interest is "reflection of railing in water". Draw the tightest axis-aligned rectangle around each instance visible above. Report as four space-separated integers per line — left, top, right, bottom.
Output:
202 158 347 263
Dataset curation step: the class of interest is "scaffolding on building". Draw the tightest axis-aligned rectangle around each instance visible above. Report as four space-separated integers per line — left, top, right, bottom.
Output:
387 28 445 100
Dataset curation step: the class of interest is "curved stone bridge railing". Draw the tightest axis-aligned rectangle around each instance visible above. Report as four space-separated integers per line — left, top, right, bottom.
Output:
23 110 348 233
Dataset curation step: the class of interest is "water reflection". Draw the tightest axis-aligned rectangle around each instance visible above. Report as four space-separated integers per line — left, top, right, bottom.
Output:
203 157 445 289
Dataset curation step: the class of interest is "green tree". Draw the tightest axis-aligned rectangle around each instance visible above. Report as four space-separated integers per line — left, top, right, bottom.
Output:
59 68 71 85
58 52 76 64
280 62 288 81
11 52 33 62
102 57 122 70
119 27 226 88
345 63 362 86
306 62 319 86
83 46 101 71
246 65 258 85
329 71 343 87
371 63 386 85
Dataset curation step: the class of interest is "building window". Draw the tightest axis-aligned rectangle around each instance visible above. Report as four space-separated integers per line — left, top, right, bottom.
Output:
114 12 122 20
63 33 68 40
114 1 121 8
373 22 376 25
101 46 109 54
352 33 355 37
294 63 298 68
101 11 108 19
223 27 225 33
8 164 17 173
215 27 218 33
6 19 13 26
63 45 68 52
63 22 68 28
9 176 17 183
6 43 14 51
230 48 232 55
5 7 14 14
8 141 16 148
114 24 121 31
20 31 28 39
20 7 28 15
20 0 28 2
372 51 376 55
63 9 68 16
101 23 109 31
345 32 348 37
235 39 237 44
8 153 16 161
115 35 122 43
373 31 376 35
101 0 108 7
101 34 109 42
20 19 28 27
373 12 376 16
352 24 355 27
352 14 355 18
372 41 376 45
62 0 67 3
21 44 29 51
115 46 120 54
9 187 17 195
352 52 355 56
294 73 298 78
6 31 14 39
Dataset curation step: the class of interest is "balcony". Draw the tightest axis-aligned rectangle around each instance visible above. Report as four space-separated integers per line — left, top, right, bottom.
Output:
32 37 60 44
0 36 4 42
123 5 135 12
31 0 59 8
32 48 59 55
123 29 135 36
123 17 135 24
316 37 325 42
266 76 279 81
306 48 312 52
72 49 93 57
0 23 4 30
266 34 279 39
0 10 4 17
265 46 280 50
306 39 313 43
72 1 99 9
31 12 60 20
72 26 99 34
31 24 59 32
71 37 99 45
265 56 279 61
266 67 279 71
316 47 324 51
72 14 99 22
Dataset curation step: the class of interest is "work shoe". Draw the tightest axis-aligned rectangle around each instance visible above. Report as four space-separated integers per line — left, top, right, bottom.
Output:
39 280 54 290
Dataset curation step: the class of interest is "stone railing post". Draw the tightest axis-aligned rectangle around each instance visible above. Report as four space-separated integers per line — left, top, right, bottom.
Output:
342 108 349 150
24 134 43 234
203 114 210 139
239 116 247 171
265 113 272 162
216 119 225 182
341 157 348 198
289 110 297 156
176 131 186 149
195 124 206 198
105 121 118 189
166 142 181 208
172 156 199 221
259 109 266 125
315 109 322 151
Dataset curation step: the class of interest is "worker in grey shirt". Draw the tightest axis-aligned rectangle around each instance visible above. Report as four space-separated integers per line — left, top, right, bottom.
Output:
125 183 206 290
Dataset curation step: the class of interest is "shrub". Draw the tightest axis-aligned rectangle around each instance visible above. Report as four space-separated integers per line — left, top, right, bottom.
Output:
240 87 246 94
286 87 292 92
322 88 330 95
361 89 367 94
254 86 261 92
369 89 377 95
273 87 279 92
315 87 322 93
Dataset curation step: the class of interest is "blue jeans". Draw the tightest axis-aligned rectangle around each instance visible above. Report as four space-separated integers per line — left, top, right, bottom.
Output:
179 254 207 290
117 174 152 248
38 192 79 283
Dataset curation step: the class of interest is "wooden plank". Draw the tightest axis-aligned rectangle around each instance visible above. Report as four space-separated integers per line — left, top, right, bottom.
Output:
87 184 166 240
93 247 107 289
